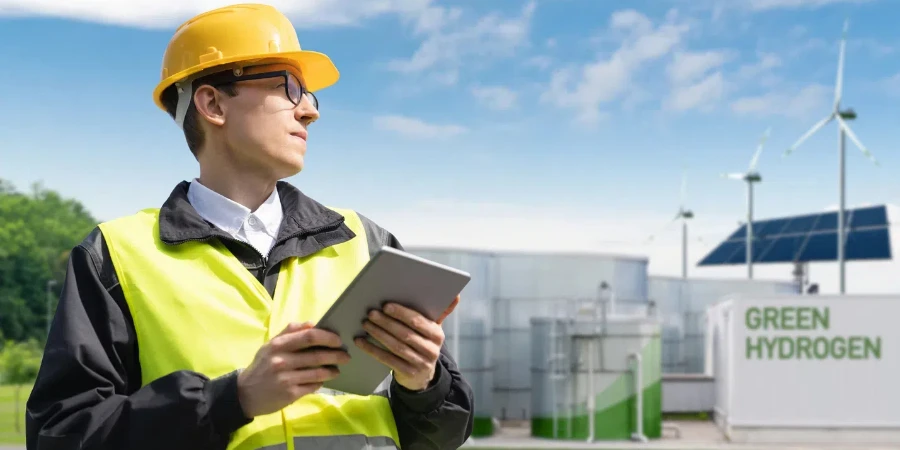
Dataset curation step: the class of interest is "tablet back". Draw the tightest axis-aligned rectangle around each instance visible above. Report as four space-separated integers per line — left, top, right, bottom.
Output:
316 246 471 395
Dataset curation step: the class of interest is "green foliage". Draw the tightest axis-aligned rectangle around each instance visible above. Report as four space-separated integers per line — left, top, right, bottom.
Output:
0 339 42 386
0 179 99 342
0 339 42 434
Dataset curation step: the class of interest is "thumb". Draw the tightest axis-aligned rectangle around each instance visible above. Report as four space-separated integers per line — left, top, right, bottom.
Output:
436 295 460 325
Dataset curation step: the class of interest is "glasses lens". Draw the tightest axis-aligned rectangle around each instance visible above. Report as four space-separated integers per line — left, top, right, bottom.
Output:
286 73 318 110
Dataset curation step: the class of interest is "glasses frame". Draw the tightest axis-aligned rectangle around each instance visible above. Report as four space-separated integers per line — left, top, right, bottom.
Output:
205 69 318 110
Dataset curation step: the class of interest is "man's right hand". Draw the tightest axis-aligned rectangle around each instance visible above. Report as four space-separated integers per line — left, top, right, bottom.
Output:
236 321 349 418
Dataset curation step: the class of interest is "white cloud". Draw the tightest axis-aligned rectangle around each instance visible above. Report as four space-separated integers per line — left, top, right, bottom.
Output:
386 1 536 84
0 0 434 29
372 115 467 139
541 9 691 124
664 50 733 112
730 83 831 118
470 85 519 111
525 55 553 70
666 72 727 111
736 52 782 83
746 0 873 11
667 50 733 85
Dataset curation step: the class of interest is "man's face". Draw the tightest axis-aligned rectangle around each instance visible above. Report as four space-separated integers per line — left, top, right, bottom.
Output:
211 63 319 179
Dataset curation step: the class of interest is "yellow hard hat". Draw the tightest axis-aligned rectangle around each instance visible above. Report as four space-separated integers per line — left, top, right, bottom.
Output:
152 3 339 113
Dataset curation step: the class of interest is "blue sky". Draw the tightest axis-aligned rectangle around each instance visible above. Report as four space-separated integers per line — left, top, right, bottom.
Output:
2 0 900 287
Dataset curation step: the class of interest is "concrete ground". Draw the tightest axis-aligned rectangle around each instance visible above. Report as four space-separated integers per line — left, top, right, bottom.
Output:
4 421 899 450
462 420 900 450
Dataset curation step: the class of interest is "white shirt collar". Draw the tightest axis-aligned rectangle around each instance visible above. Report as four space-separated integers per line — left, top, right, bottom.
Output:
186 179 283 238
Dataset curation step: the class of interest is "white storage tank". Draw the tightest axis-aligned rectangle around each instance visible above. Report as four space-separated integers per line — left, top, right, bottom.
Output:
649 276 799 374
406 246 495 436
492 251 650 420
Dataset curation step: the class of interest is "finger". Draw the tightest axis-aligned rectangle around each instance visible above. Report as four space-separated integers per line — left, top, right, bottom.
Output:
272 349 350 370
435 295 460 325
363 319 436 366
279 366 341 385
381 303 443 343
368 310 441 360
277 321 312 336
271 328 344 353
354 337 415 375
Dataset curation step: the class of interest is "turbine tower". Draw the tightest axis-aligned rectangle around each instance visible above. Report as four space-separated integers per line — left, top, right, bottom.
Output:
783 19 879 294
674 172 693 279
723 127 771 280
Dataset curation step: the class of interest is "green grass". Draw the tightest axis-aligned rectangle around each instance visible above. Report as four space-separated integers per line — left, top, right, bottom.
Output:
0 384 31 445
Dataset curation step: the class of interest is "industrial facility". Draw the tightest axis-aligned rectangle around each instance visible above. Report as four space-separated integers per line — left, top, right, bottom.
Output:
405 200 899 447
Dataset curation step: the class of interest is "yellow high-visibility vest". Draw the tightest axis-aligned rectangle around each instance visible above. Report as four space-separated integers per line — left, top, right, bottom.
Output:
98 207 401 450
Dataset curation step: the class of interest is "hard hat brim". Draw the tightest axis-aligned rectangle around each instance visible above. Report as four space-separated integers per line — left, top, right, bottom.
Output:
152 49 339 112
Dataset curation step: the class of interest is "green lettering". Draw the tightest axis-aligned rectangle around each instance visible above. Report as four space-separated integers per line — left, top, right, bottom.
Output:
831 336 846 359
764 307 779 330
778 336 795 359
746 337 763 359
796 336 812 359
795 307 811 329
746 307 761 330
813 337 829 359
812 307 830 330
763 336 777 358
847 336 863 359
866 337 882 359
781 307 796 330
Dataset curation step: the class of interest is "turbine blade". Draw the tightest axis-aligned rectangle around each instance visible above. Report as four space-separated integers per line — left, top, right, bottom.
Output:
680 170 687 206
784 115 833 157
834 19 849 109
837 116 879 166
721 172 744 180
645 212 682 243
749 126 771 170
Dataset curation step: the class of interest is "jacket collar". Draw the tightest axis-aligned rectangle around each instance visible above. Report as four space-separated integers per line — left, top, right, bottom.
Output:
158 180 347 246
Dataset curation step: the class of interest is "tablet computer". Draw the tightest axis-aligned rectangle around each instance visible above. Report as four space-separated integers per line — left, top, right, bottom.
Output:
315 246 471 395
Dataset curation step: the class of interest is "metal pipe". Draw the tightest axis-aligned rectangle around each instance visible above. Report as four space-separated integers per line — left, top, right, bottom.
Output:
586 335 595 443
551 318 558 439
630 352 648 442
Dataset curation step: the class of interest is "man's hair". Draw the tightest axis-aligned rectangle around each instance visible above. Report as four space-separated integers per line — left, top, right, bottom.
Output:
160 71 238 159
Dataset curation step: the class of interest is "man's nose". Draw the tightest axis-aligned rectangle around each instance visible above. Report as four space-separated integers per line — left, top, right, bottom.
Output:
295 93 320 123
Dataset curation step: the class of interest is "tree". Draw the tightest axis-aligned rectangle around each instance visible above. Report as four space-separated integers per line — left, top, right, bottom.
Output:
0 179 99 342
0 339 42 432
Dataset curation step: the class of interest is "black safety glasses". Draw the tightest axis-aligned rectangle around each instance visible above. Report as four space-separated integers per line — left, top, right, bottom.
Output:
206 69 318 110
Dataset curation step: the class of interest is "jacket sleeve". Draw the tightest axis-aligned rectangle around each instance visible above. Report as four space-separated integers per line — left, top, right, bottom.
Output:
357 213 476 449
25 228 251 450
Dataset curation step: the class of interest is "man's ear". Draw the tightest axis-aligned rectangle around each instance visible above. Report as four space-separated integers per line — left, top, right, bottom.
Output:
193 85 226 127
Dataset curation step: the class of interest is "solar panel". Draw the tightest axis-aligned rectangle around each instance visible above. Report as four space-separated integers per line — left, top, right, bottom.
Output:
697 205 892 266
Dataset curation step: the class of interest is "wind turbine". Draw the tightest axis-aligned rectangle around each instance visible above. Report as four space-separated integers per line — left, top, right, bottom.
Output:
644 171 698 279
723 127 771 280
783 19 879 294
644 171 695 278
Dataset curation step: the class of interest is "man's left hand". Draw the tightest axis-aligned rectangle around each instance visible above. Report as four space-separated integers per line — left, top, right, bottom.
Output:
355 295 460 391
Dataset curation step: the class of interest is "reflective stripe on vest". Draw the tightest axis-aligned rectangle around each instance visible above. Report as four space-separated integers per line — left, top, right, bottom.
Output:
98 207 400 450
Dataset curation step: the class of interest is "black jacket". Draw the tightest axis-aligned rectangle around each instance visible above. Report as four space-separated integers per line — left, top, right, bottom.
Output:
25 181 475 450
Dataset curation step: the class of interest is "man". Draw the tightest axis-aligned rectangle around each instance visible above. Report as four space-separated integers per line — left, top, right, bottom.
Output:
25 4 474 450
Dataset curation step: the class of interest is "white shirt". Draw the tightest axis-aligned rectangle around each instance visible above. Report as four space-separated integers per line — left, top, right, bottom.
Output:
186 179 284 258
